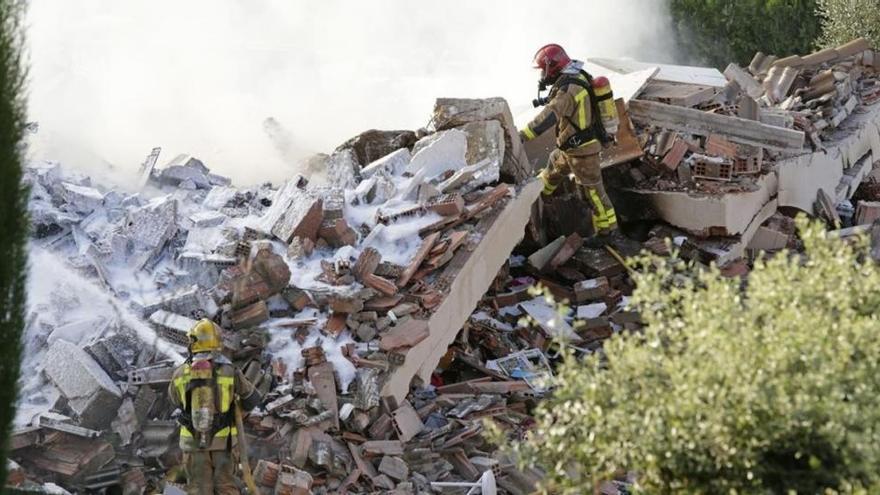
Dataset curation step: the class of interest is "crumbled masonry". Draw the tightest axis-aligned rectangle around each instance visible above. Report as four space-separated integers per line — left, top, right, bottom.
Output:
9 39 880 494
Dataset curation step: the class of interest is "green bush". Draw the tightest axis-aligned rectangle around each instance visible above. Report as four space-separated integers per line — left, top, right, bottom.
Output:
0 0 28 488
817 0 880 49
491 218 880 494
669 0 822 68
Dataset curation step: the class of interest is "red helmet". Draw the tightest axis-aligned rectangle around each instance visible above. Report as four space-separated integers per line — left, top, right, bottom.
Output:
533 44 571 83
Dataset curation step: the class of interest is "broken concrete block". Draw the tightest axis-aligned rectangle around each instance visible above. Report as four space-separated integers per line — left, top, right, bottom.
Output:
437 159 491 193
251 248 292 293
203 186 237 210
124 197 178 251
138 286 218 319
60 182 104 214
318 218 357 247
325 149 360 190
527 235 565 271
188 210 227 228
335 129 417 167
427 193 465 217
460 120 504 187
661 136 689 172
307 362 339 430
160 164 211 189
357 322 377 342
362 440 404 456
83 332 141 378
433 97 533 183
723 63 764 99
229 300 270 329
361 148 411 179
275 465 313 495
405 129 468 179
391 400 424 443
363 273 398 296
573 277 610 302
208 173 232 187
149 310 198 346
748 225 789 252
44 339 123 429
856 201 880 225
271 187 324 244
380 319 429 351
576 302 608 319
548 233 584 271
378 456 409 481
258 175 308 232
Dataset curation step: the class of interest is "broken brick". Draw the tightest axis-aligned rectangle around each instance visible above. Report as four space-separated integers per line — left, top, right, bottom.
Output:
661 136 688 171
229 300 270 329
379 319 430 351
573 277 610 302
363 272 398 296
548 233 584 271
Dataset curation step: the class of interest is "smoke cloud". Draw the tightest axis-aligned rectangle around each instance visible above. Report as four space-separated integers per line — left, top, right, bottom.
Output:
26 0 679 185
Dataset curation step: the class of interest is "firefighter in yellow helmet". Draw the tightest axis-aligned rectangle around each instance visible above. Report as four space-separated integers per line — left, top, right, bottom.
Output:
167 319 262 495
521 44 621 247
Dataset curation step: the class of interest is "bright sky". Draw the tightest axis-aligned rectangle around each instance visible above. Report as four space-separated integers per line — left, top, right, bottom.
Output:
26 0 678 185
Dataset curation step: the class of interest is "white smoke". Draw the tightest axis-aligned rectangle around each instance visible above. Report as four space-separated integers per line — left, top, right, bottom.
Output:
26 0 678 185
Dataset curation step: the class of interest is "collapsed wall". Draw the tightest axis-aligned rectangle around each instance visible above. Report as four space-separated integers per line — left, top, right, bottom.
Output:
11 96 548 494
618 38 880 263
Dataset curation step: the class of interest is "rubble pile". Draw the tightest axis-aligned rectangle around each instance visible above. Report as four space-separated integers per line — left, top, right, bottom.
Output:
628 38 878 194
10 38 880 494
11 96 567 493
591 38 880 269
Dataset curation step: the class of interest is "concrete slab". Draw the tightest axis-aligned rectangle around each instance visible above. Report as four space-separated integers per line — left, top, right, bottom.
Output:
632 172 777 236
44 339 123 429
777 106 880 212
405 129 468 180
381 180 542 401
588 57 727 88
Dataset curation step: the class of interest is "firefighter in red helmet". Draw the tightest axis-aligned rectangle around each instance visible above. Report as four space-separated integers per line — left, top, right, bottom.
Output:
521 43 621 247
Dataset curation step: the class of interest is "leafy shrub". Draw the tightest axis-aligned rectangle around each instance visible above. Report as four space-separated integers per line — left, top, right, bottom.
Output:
491 218 880 494
817 0 880 50
669 0 822 67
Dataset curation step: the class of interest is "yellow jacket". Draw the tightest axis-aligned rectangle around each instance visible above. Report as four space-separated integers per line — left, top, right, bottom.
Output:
168 354 260 451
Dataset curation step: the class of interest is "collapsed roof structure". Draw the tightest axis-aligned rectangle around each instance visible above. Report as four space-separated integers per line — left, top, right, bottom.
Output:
8 38 880 494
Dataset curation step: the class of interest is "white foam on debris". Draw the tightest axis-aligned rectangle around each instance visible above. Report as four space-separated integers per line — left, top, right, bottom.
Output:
405 129 467 180
266 308 357 392
20 139 478 423
19 247 184 425
29 248 184 363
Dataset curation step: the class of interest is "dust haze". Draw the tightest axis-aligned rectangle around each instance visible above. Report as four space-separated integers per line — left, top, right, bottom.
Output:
26 0 679 186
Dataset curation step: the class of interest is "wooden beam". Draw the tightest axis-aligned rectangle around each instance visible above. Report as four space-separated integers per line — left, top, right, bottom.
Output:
627 99 805 151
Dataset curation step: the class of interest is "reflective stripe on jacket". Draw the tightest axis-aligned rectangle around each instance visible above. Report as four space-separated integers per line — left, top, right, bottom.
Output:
169 359 248 451
522 71 599 153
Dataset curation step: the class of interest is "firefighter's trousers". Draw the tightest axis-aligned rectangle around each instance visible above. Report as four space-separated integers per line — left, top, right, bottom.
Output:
541 148 618 234
184 450 238 495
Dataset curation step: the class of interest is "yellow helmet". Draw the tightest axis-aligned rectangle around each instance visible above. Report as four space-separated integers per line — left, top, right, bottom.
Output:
187 319 223 353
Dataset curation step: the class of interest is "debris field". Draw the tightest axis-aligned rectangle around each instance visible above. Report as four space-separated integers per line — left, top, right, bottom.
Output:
8 38 880 495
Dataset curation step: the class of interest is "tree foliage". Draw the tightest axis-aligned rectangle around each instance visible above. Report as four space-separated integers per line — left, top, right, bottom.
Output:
668 0 823 68
817 0 880 49
491 219 880 494
0 0 28 487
